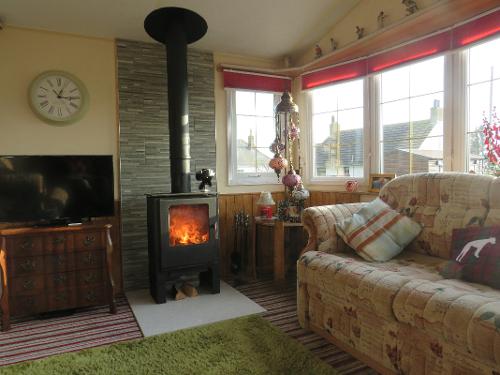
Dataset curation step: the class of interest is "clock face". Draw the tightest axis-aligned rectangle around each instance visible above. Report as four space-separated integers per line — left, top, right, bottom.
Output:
29 71 88 125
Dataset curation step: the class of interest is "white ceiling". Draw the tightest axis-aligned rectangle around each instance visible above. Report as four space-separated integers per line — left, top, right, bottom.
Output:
0 0 360 59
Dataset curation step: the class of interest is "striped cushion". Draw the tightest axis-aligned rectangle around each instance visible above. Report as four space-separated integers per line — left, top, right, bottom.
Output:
336 198 422 261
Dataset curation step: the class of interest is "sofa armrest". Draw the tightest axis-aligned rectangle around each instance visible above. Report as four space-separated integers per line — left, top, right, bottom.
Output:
301 202 365 255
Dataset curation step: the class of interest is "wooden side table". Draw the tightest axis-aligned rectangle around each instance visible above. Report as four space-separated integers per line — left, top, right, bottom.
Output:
251 217 303 282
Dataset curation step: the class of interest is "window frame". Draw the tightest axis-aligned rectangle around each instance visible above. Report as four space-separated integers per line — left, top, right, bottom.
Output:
304 36 500 185
226 88 281 186
305 77 370 185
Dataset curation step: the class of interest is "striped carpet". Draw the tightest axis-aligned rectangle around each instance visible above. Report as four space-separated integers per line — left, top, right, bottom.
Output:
230 277 378 375
0 296 143 366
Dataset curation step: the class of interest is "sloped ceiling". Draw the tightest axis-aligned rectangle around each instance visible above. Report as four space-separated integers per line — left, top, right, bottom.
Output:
0 0 360 59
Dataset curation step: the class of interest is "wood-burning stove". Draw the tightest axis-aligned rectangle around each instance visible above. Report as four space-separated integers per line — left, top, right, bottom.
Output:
143 8 220 303
147 193 219 304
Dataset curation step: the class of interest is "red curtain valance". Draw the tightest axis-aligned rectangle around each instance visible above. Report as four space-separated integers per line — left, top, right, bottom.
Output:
366 31 451 73
301 59 367 90
452 8 500 47
223 70 292 92
302 7 500 90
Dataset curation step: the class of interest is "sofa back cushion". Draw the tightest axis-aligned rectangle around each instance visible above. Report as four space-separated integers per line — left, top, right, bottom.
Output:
379 173 495 260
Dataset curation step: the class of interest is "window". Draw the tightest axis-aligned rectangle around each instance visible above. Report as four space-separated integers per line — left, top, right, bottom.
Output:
227 89 280 185
378 56 445 175
465 38 500 174
309 78 364 180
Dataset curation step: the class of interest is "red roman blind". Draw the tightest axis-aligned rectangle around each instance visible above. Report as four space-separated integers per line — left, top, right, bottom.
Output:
301 59 367 90
301 7 500 90
366 31 452 73
452 8 500 48
223 69 292 92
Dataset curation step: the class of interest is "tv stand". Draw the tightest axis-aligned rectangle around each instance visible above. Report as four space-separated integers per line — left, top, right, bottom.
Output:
0 223 116 331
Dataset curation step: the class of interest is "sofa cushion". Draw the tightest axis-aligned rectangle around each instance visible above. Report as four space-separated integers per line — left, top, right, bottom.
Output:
298 250 446 321
336 198 422 261
392 278 500 365
379 173 494 260
440 226 500 289
298 250 500 366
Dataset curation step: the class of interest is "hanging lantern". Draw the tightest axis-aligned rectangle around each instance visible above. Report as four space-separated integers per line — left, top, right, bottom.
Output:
289 124 300 141
273 91 299 178
282 169 301 188
268 153 288 180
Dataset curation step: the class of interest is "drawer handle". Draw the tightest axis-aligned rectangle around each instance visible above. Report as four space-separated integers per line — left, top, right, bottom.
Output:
23 297 35 307
54 274 67 284
56 255 66 266
55 293 67 302
86 291 96 302
83 235 96 247
84 273 97 284
83 253 95 265
20 239 34 250
53 237 66 245
23 279 35 290
20 259 36 272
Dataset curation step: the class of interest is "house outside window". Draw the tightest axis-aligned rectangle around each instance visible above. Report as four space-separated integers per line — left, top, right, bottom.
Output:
227 89 280 185
309 78 365 180
378 56 445 175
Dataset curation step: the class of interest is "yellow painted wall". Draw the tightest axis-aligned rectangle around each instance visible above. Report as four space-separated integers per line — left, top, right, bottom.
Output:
0 27 119 197
213 52 287 194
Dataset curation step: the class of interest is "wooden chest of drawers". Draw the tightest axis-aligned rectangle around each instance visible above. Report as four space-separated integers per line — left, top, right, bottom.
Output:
0 224 116 331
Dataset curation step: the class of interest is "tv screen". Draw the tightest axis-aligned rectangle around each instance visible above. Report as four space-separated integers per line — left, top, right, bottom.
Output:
0 155 114 224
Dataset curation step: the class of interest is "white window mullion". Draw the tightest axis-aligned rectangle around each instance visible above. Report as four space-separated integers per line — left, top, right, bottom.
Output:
226 89 238 184
448 51 468 172
368 74 381 174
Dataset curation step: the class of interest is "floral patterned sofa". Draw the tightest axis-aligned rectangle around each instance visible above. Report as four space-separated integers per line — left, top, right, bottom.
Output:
298 173 500 374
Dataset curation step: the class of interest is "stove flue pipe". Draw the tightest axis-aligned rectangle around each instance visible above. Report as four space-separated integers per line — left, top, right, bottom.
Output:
144 7 208 193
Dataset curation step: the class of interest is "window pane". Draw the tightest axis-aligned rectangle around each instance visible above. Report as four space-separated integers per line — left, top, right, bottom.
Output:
235 91 255 115
381 66 409 102
230 89 279 184
312 86 338 113
236 115 256 146
256 92 274 116
379 55 444 175
409 93 443 133
468 82 492 132
311 78 364 178
409 56 444 97
467 131 487 174
468 38 500 84
337 108 363 131
382 139 411 176
337 79 364 109
255 117 275 148
381 99 409 129
312 112 336 144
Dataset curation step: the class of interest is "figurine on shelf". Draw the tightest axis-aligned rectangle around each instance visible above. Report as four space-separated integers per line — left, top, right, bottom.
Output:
402 0 418 15
330 37 338 51
377 11 387 29
355 26 365 40
314 44 322 59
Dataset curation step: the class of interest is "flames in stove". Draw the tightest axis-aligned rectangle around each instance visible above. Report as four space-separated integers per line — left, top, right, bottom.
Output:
169 204 209 246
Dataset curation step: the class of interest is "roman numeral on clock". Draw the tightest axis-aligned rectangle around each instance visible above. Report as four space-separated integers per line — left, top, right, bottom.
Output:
70 102 79 109
40 100 49 108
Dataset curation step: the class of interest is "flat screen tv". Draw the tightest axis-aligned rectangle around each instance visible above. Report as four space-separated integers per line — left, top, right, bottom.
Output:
0 155 114 225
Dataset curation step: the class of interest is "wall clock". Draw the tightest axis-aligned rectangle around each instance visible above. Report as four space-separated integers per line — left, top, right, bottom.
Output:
29 70 89 125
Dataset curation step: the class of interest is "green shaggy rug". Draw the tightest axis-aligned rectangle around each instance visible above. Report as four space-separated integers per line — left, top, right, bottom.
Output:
2 315 337 375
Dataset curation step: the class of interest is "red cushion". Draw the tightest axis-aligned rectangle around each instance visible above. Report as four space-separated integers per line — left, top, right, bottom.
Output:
440 226 500 289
